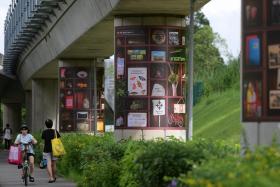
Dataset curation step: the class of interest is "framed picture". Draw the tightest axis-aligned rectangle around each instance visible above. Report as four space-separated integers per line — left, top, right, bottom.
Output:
75 79 89 89
76 70 89 79
127 113 147 127
151 83 165 96
60 68 66 78
277 69 280 90
151 29 166 45
76 111 88 119
169 48 186 62
245 0 261 27
117 56 125 78
169 31 179 45
151 51 166 62
269 90 280 109
152 100 165 116
77 121 90 131
75 92 90 109
127 37 146 45
268 44 280 69
271 0 280 24
127 49 147 61
65 95 74 109
246 35 260 66
243 79 262 117
128 67 147 96
61 111 73 121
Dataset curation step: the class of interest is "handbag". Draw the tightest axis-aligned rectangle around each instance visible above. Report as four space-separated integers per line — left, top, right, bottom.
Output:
51 130 66 157
39 158 47 169
8 145 22 165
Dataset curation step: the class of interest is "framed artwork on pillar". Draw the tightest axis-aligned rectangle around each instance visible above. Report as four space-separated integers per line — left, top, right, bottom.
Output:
115 25 186 128
127 67 147 96
243 0 262 28
59 67 92 132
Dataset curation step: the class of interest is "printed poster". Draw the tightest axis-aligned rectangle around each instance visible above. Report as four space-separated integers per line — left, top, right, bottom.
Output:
128 67 147 95
127 113 147 127
152 100 165 116
246 35 260 66
117 57 125 78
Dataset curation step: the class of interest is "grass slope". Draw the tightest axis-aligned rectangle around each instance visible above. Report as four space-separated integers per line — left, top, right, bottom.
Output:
193 88 241 143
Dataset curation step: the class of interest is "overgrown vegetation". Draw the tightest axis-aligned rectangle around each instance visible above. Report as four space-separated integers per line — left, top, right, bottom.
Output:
177 145 280 187
188 12 240 97
34 133 280 187
49 134 239 187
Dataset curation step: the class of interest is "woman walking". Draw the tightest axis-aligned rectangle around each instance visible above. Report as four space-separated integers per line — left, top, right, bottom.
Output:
3 124 12 150
41 119 61 183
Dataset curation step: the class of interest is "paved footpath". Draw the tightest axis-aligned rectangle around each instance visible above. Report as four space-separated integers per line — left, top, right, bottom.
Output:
0 149 76 187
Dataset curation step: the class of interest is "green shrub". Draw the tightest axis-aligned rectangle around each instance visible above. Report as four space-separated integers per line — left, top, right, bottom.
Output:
178 145 280 187
57 133 94 175
44 133 240 187
33 132 44 165
79 134 128 187
120 140 206 187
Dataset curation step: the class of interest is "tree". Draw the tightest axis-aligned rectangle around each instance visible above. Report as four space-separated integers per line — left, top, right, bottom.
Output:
186 11 238 94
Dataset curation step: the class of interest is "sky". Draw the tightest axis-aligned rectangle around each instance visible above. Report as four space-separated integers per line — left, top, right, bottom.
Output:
202 0 241 58
0 0 241 58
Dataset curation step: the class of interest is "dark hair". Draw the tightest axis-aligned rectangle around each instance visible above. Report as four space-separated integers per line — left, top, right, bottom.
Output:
20 125 29 131
45 119 53 128
6 124 10 127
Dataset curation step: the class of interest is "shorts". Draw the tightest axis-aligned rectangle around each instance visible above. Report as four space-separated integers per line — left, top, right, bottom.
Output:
43 152 58 161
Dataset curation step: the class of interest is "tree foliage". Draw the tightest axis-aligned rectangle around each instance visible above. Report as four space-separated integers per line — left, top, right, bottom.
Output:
186 11 239 95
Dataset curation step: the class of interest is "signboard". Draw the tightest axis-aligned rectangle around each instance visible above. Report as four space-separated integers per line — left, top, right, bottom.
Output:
127 113 147 127
152 100 165 116
128 68 147 96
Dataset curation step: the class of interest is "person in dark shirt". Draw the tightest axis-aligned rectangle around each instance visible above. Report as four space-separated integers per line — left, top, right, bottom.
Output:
41 119 61 183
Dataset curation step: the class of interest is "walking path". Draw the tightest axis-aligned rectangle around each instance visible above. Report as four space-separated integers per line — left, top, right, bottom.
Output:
0 149 76 187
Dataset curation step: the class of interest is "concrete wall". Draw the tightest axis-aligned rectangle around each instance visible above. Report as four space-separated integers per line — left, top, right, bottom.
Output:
2 103 21 134
242 123 280 150
32 79 58 132
25 91 32 129
115 129 186 141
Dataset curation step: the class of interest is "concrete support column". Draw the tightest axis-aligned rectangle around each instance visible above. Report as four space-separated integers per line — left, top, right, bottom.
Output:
32 79 58 132
114 16 187 141
2 103 22 134
242 122 280 151
25 91 32 128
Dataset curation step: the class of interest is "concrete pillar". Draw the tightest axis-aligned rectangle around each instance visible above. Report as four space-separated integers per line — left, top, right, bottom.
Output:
2 103 22 134
25 91 32 129
114 16 187 141
32 79 58 132
242 122 280 151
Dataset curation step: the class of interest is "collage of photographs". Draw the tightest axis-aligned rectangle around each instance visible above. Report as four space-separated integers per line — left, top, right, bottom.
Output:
115 26 186 128
59 67 105 132
243 0 280 120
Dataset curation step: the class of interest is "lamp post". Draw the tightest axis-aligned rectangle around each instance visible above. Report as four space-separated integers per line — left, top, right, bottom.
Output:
186 0 195 141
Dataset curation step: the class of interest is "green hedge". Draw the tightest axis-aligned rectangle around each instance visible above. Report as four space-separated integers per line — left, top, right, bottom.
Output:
33 133 280 187
178 145 280 187
52 134 239 187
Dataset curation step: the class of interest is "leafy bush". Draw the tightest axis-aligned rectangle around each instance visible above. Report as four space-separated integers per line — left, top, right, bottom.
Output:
33 132 44 165
57 133 94 175
119 139 237 187
42 133 240 187
79 134 128 187
178 145 280 187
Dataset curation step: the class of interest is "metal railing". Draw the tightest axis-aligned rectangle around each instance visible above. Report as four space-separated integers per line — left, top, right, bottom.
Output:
3 0 67 75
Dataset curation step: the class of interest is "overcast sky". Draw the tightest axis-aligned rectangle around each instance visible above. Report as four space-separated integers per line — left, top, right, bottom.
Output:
0 0 241 58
